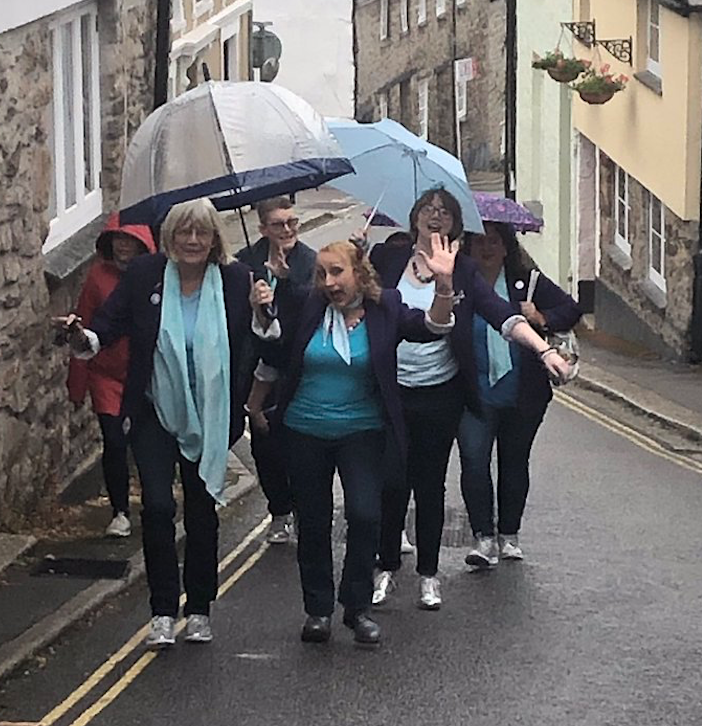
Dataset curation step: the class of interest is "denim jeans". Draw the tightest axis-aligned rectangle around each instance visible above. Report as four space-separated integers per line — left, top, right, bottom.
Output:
250 416 293 517
457 403 547 537
97 413 130 516
130 405 219 617
283 426 385 617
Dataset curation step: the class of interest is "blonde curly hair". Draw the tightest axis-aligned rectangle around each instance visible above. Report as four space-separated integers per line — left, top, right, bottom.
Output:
316 240 382 304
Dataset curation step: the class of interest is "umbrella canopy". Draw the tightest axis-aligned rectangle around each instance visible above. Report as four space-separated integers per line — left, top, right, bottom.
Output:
119 81 354 224
325 118 483 234
473 192 544 233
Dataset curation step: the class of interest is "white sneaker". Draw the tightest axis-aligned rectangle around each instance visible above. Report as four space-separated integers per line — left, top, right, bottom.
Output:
400 530 415 555
417 576 442 610
144 616 175 649
266 515 292 544
184 614 213 643
464 535 499 570
105 512 131 538
372 570 397 606
499 534 524 560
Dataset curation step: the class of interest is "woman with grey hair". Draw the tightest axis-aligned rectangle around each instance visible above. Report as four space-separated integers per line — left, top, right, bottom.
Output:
55 198 255 649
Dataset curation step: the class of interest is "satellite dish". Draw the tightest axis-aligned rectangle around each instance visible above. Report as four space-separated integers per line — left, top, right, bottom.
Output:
261 57 280 82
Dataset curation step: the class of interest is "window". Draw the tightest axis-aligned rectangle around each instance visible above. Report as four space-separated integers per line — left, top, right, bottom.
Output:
380 0 389 40
418 78 429 139
647 0 661 76
171 0 185 31
436 0 446 17
194 0 214 19
44 2 102 253
378 92 388 120
614 166 631 256
400 0 409 33
648 192 666 289
418 0 427 26
456 0 467 6
454 61 467 120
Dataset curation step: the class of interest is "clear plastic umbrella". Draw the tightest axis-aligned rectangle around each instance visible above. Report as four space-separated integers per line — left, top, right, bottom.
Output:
119 81 353 224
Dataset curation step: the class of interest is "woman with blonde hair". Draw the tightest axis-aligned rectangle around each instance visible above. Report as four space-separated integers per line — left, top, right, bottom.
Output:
251 237 458 646
56 198 254 649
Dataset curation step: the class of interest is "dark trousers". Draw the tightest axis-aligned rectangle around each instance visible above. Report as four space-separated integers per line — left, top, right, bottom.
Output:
97 413 130 516
378 377 464 576
250 418 293 517
283 426 385 617
457 403 547 537
130 406 219 617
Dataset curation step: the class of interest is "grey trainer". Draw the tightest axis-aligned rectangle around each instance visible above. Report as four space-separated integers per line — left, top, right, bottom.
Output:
465 534 499 570
145 616 175 649
184 614 213 643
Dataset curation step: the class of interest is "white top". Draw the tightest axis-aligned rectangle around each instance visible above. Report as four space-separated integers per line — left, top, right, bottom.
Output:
396 273 459 388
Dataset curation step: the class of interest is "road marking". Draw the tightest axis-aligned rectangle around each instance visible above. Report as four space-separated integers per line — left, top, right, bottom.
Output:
555 391 702 475
38 516 270 726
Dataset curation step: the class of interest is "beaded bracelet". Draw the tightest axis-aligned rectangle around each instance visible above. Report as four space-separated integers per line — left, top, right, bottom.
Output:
539 346 559 361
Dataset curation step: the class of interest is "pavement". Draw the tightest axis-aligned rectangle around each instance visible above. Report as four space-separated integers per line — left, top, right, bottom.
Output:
2 187 702 683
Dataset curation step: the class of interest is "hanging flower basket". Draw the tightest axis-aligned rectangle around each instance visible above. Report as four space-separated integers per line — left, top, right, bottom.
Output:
571 64 629 105
532 50 589 83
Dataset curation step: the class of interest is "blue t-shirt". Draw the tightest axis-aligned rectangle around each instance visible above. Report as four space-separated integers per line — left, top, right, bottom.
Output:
473 314 520 408
181 288 201 395
284 320 383 439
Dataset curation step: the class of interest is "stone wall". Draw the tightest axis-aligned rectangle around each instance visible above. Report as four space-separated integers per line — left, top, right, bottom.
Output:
0 0 157 529
597 151 698 359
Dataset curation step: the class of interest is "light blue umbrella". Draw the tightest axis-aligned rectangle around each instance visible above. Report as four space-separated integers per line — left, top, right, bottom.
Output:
325 118 483 234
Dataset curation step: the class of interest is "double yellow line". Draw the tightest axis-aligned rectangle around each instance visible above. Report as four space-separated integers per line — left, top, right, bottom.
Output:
37 516 271 726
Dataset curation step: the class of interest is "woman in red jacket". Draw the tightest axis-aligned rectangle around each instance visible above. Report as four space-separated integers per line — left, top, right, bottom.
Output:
67 213 156 537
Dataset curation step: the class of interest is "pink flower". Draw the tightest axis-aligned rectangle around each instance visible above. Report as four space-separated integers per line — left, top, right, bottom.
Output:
582 59 592 68
600 63 611 73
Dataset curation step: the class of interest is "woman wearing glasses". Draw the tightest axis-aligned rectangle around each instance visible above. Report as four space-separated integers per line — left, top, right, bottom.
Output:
369 189 572 610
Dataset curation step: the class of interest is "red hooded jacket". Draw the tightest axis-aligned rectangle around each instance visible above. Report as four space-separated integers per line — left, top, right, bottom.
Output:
67 213 156 415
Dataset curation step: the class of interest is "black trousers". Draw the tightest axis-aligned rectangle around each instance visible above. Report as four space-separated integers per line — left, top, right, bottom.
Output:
250 417 293 517
97 413 130 516
457 403 547 537
130 405 219 617
284 426 385 617
378 376 464 576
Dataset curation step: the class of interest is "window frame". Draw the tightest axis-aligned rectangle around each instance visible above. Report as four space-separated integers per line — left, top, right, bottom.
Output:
614 165 631 257
400 0 409 33
418 78 429 140
378 92 388 120
647 191 666 290
379 0 389 40
436 0 446 17
193 0 214 20
44 0 103 254
646 0 662 77
417 0 427 26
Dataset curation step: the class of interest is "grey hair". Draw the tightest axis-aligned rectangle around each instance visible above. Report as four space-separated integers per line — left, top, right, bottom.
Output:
160 198 233 265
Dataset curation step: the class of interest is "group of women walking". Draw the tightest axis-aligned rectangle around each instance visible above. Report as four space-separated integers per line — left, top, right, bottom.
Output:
56 187 580 650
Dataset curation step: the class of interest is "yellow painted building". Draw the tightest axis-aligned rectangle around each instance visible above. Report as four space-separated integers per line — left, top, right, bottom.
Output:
169 0 253 97
571 0 702 358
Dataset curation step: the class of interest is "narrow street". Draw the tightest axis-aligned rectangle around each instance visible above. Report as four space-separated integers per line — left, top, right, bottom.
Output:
1 393 701 726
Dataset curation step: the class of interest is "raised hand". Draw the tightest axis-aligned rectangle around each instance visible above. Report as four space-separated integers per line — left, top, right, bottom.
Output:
264 246 290 279
417 233 458 279
249 273 275 308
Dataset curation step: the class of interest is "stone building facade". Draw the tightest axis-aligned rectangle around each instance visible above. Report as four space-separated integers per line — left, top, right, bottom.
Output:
0 0 158 528
354 0 505 170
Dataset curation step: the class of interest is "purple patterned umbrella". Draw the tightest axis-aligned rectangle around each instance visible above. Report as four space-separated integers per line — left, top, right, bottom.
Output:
473 193 543 233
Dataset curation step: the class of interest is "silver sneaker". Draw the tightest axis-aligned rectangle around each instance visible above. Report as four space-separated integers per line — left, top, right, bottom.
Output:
184 614 213 643
400 530 415 555
465 535 499 570
105 512 131 538
145 616 175 649
266 515 292 544
372 570 397 606
417 576 442 610
499 534 524 560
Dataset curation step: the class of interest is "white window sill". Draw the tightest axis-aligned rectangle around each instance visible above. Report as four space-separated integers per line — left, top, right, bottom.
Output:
607 243 633 271
193 0 214 19
639 278 667 309
44 213 109 283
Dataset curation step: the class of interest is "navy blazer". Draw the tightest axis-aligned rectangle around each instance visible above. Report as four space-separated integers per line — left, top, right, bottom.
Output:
89 253 252 445
370 242 515 416
264 288 440 461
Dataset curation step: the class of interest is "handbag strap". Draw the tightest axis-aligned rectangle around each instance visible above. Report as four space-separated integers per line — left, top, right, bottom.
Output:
526 269 540 303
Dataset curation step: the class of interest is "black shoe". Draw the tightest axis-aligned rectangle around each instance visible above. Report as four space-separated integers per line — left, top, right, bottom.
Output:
342 610 381 645
301 615 332 643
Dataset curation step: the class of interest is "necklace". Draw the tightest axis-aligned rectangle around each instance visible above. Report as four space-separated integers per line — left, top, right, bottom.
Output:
411 256 435 284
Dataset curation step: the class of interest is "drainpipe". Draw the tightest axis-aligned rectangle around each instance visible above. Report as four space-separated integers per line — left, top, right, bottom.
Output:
154 0 171 109
690 118 702 362
504 0 517 200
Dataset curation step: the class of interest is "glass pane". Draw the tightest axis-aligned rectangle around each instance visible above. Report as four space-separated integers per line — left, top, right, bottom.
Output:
651 233 662 274
62 22 76 208
81 14 94 192
48 29 57 219
617 167 625 201
618 201 626 238
650 0 659 25
650 27 659 62
651 196 662 234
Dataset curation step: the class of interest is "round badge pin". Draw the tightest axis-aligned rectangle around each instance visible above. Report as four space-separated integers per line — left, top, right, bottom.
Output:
515 280 525 290
150 293 161 305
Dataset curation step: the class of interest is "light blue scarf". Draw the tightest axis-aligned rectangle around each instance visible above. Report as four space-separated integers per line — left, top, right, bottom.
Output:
487 267 513 387
151 260 231 502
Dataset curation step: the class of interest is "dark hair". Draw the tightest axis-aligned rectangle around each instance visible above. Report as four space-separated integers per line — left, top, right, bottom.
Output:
463 221 533 279
257 196 293 225
97 231 147 261
408 188 463 243
384 231 413 247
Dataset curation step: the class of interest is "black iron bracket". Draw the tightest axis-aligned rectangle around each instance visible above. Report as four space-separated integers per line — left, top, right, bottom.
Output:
597 37 633 65
562 20 596 47
562 18 633 65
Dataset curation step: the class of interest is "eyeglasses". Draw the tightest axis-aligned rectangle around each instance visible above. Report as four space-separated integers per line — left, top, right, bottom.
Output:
174 226 213 241
267 217 300 232
418 204 453 221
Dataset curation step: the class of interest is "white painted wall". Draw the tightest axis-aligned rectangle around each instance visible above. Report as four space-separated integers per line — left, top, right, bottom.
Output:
254 0 354 118
515 0 578 294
